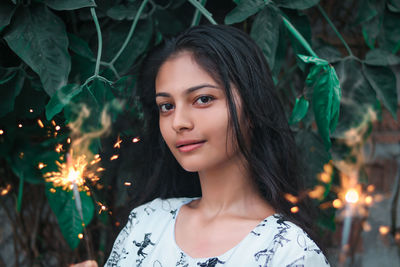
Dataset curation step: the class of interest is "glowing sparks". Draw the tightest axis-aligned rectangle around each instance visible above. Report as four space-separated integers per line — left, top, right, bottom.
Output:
97 202 108 214
362 221 371 232
0 184 11 196
50 188 56 193
114 136 122 148
308 185 325 200
0 129 4 135
78 233 83 239
364 195 373 206
110 155 119 161
55 125 61 131
345 189 359 204
18 123 22 128
67 138 71 144
379 226 390 235
38 163 47 169
51 120 56 126
132 137 140 143
44 151 102 191
367 184 375 193
290 206 299 213
319 172 332 183
96 167 105 172
55 144 63 153
124 182 132 186
284 193 298 204
29 108 33 113
332 199 343 209
37 119 44 128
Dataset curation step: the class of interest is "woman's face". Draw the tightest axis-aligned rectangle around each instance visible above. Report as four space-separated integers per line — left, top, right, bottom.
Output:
155 51 243 172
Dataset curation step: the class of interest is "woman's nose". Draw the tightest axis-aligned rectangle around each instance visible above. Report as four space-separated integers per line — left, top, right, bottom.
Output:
172 106 193 132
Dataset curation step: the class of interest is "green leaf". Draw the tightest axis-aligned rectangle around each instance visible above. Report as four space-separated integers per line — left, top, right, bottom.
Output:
364 48 400 66
7 143 51 184
102 19 153 74
299 55 341 149
388 0 400 12
67 33 94 59
314 39 342 63
289 96 309 124
45 84 82 120
4 5 71 96
380 9 400 53
44 0 96 10
295 130 331 188
0 1 16 28
224 0 269 24
363 65 397 120
332 58 377 139
250 5 280 70
275 0 320 10
0 69 24 117
154 9 185 36
106 2 139 20
45 184 94 249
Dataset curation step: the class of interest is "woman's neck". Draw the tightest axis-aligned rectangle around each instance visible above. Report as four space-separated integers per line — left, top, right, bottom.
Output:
193 155 275 220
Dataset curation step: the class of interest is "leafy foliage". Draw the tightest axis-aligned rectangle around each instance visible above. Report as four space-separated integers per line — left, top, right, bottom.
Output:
0 0 398 264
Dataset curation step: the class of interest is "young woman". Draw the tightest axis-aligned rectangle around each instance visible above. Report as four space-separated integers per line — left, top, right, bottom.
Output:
100 24 331 266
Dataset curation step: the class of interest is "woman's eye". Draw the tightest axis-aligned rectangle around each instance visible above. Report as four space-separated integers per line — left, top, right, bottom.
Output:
159 103 174 113
195 95 214 105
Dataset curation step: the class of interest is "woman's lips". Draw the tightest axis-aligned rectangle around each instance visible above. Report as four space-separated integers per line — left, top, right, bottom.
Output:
177 141 206 152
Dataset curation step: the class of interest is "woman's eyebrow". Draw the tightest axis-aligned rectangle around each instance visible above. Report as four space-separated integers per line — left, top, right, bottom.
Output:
155 83 219 98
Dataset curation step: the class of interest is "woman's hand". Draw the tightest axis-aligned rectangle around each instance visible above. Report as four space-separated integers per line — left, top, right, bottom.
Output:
69 260 98 267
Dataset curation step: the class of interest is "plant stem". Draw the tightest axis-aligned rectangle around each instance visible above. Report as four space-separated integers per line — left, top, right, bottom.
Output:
191 0 207 26
317 4 354 57
110 0 150 65
17 177 23 212
90 8 102 77
282 16 317 57
188 0 217 25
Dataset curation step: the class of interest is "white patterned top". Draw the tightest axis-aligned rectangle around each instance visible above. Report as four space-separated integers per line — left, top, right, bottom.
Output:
105 197 330 267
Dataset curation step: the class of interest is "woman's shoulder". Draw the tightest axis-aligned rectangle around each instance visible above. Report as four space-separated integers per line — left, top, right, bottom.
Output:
256 214 330 266
128 196 198 220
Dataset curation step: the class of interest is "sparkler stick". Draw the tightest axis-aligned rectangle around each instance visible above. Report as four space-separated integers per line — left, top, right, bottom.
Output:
67 153 94 261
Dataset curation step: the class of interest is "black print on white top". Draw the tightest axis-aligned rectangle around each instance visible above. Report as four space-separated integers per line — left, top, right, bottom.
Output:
196 257 225 267
254 214 291 266
134 233 155 265
104 198 331 267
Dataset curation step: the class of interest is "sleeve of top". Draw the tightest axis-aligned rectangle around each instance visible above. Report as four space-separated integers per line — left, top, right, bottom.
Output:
105 199 158 266
271 228 331 267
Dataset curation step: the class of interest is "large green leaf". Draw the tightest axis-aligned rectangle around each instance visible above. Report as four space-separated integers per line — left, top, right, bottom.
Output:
295 130 331 188
364 48 400 66
224 0 270 24
363 65 397 120
44 0 96 10
4 5 71 97
0 1 16 28
299 55 341 150
102 19 153 74
388 0 400 12
250 5 280 70
380 9 400 53
0 68 24 117
154 9 185 36
45 84 82 120
332 58 377 138
275 0 320 10
67 33 94 60
289 96 309 125
106 2 139 20
45 184 94 249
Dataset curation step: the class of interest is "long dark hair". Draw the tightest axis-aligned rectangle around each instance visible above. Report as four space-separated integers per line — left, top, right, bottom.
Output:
130 24 325 252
